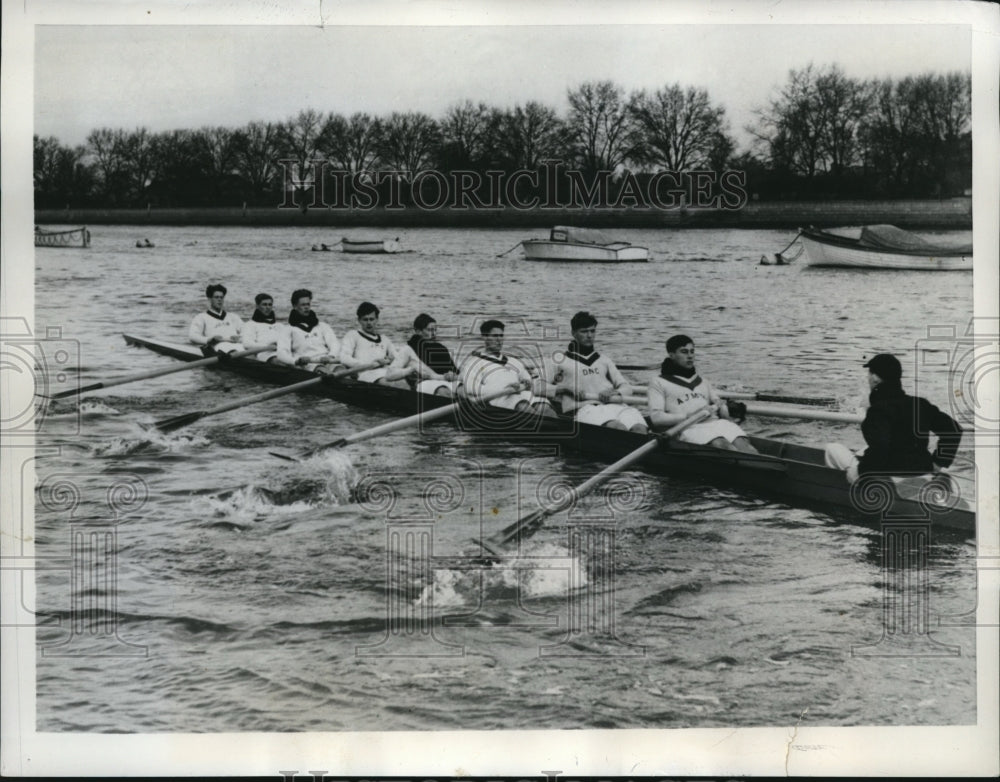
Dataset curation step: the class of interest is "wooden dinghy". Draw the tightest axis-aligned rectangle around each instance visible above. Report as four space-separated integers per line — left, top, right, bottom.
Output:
341 237 403 254
800 225 972 271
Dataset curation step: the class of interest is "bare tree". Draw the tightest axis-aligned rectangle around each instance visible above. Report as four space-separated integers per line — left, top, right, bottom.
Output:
376 111 440 174
628 84 731 171
319 112 382 174
437 100 495 169
232 120 282 203
565 81 634 174
492 102 565 170
750 64 867 178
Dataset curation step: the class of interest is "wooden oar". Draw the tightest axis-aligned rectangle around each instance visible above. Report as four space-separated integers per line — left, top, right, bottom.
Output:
620 377 836 407
271 385 518 461
45 346 271 400
152 362 378 433
484 408 711 552
621 395 861 424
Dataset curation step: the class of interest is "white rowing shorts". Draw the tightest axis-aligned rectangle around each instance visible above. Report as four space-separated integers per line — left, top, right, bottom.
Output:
679 418 748 445
575 403 646 430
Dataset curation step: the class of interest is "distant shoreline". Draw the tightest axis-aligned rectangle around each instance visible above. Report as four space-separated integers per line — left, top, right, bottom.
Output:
35 198 972 230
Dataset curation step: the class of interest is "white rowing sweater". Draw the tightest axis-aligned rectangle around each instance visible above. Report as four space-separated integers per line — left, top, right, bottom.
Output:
276 323 340 365
458 350 532 403
339 329 397 368
647 371 720 418
241 320 286 361
188 310 243 346
545 346 632 414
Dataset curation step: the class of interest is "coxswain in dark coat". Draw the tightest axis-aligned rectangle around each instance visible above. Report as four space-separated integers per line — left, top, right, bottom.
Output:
856 353 962 476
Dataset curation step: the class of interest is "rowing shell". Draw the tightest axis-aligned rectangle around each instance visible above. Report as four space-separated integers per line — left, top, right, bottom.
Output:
121 334 976 533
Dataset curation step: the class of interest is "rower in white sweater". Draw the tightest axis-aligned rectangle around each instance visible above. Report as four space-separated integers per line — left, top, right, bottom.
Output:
647 334 757 453
275 288 341 373
457 319 551 412
188 283 244 353
240 293 285 362
339 301 416 387
543 311 647 432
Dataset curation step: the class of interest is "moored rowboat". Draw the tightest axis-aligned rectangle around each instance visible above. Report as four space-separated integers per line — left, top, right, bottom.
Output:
800 225 972 271
35 226 91 248
341 237 403 254
121 334 976 533
522 226 649 262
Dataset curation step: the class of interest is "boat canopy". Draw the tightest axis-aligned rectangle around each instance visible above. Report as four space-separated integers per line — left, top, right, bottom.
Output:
550 226 627 246
859 224 972 255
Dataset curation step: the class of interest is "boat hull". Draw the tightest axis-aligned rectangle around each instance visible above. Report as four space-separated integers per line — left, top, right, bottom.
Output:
120 334 976 533
35 226 90 248
341 239 403 254
801 232 971 270
522 240 649 262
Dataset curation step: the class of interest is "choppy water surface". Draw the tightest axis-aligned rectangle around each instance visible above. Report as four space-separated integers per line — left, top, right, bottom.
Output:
30 224 979 731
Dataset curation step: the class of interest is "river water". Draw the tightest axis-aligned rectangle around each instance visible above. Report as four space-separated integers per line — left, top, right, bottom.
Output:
29 223 980 734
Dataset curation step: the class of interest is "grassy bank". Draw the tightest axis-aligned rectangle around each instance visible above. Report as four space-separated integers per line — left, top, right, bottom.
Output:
35 198 972 230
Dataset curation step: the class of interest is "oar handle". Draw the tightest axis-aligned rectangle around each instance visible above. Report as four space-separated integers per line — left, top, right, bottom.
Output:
627 384 835 408
742 402 862 424
47 345 271 399
623 394 861 424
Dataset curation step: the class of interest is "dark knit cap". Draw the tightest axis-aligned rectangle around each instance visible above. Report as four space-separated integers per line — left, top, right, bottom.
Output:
863 353 903 381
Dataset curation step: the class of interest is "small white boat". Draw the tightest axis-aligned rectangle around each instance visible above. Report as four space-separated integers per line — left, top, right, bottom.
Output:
521 226 649 262
35 226 91 248
340 237 403 254
800 225 972 271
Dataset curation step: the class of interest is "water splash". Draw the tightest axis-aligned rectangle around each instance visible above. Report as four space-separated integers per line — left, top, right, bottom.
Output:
91 424 209 456
78 400 123 417
191 450 360 526
415 541 588 608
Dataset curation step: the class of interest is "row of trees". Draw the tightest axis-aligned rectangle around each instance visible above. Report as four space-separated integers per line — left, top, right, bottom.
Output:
34 66 971 209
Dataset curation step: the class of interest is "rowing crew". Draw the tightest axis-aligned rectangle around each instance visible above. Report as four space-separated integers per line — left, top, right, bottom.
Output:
189 284 963 483
188 284 758 450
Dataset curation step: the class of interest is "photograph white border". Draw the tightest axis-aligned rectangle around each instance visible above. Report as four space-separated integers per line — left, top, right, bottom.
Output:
2 1 998 777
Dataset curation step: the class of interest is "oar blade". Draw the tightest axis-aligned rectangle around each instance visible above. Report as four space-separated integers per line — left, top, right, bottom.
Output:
153 411 205 433
497 508 548 547
47 382 104 400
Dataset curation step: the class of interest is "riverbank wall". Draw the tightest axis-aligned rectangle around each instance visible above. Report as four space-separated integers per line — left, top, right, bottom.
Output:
35 197 973 230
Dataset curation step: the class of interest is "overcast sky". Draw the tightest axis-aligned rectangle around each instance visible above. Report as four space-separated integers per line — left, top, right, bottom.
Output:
34 22 971 152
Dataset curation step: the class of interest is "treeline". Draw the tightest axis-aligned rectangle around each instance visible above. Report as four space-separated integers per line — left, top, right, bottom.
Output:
33 65 971 210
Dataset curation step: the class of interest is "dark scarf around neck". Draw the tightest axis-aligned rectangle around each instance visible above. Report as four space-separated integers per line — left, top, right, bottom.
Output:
252 309 276 324
289 309 319 332
661 357 696 379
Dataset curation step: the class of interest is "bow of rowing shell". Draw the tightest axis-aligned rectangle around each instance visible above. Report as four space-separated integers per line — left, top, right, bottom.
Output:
120 334 976 534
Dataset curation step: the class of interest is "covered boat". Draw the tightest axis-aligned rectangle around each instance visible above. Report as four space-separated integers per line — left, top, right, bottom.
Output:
35 226 91 248
800 224 972 270
341 237 403 254
521 226 649 262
